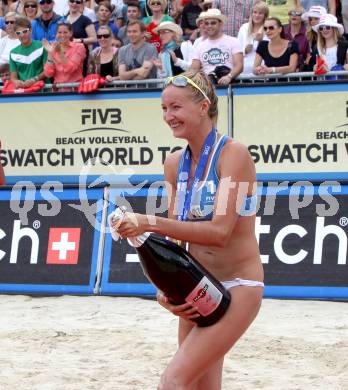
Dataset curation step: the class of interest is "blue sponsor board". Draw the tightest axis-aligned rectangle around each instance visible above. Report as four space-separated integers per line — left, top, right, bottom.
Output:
0 186 103 294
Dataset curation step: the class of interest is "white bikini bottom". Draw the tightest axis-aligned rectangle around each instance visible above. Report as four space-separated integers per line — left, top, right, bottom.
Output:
221 278 264 289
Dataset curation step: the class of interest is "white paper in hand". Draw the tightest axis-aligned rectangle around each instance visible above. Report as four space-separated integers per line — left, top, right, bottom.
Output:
108 207 126 241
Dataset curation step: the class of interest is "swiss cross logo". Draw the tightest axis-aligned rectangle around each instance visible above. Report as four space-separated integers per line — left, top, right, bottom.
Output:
46 228 81 265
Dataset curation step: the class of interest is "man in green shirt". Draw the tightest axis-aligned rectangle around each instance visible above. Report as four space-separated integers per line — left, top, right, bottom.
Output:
9 16 47 88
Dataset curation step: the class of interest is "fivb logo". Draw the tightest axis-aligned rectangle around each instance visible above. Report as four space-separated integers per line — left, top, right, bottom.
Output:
0 221 81 265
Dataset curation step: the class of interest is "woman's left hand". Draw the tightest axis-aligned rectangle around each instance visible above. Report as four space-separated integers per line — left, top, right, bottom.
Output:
112 212 149 238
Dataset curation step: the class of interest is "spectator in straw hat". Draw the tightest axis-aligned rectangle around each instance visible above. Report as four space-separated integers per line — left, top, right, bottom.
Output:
153 20 193 77
191 8 243 85
312 13 348 71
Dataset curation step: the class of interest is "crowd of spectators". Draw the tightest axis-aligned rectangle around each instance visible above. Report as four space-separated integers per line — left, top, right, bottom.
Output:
0 0 348 91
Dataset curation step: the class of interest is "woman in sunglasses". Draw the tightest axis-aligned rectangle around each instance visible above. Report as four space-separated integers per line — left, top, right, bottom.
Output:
112 70 264 389
143 0 174 53
253 17 299 75
0 11 20 76
312 13 348 73
43 21 86 86
283 7 309 71
237 1 269 75
87 25 119 81
21 0 40 21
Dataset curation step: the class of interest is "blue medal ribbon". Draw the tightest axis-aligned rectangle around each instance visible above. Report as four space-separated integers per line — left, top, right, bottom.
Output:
176 128 216 221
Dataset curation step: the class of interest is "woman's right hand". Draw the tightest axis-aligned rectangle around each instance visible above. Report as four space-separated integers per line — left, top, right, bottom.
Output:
156 291 201 323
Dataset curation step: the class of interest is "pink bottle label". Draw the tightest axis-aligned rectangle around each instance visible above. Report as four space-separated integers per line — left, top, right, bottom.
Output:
185 276 223 317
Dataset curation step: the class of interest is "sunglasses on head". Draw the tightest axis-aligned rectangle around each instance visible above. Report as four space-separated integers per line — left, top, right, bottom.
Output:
39 0 53 4
97 33 111 39
5 20 15 24
319 25 332 31
288 11 302 16
165 75 211 104
69 0 82 4
24 3 38 8
15 28 30 35
264 25 276 31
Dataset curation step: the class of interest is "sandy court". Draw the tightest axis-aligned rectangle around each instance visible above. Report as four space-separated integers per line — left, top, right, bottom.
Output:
0 295 347 390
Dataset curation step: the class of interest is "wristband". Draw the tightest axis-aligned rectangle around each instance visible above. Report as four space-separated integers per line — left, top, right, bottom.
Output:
272 67 276 74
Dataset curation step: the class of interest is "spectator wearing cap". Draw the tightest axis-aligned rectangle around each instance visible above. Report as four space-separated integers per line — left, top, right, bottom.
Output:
253 17 299 75
301 5 326 70
32 0 64 42
212 0 255 38
118 1 141 45
191 8 243 85
21 0 41 21
180 0 201 41
153 20 193 77
142 0 174 52
312 13 348 71
237 1 269 75
283 6 309 70
9 16 47 87
118 19 158 79
294 0 336 15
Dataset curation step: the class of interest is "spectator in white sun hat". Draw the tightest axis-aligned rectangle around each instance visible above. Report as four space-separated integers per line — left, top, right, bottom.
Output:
312 13 348 72
301 5 327 70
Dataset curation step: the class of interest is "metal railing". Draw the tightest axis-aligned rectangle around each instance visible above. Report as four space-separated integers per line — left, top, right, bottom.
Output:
1 71 348 94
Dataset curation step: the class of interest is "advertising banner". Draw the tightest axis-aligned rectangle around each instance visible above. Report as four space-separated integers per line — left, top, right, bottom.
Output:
101 184 348 299
0 186 103 294
0 89 228 185
232 83 348 181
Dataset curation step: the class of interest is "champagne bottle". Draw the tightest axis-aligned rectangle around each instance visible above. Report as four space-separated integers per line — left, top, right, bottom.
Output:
109 208 231 327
